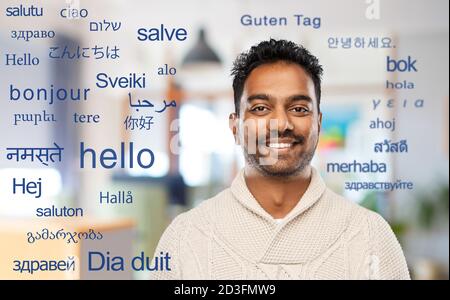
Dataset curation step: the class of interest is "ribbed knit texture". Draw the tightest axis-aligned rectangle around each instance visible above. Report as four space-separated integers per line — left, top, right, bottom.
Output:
151 168 410 280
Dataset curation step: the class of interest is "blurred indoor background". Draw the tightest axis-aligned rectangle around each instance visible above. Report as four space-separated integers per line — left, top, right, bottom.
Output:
0 0 448 279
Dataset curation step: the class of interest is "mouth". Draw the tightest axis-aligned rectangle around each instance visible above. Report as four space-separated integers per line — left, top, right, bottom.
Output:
263 140 301 154
267 142 294 149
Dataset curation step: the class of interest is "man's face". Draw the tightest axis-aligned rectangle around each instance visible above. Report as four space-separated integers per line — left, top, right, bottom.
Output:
230 61 322 177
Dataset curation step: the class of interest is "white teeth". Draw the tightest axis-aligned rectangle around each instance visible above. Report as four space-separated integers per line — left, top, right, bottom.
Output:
268 143 292 149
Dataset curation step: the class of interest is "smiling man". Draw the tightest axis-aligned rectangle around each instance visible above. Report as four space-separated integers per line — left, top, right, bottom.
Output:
151 39 410 280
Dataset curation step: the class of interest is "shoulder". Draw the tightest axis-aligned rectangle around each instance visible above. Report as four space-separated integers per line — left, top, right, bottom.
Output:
324 189 410 278
164 188 232 235
320 188 399 239
321 187 375 222
329 189 399 241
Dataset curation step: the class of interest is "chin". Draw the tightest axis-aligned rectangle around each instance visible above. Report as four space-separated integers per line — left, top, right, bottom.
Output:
244 149 314 178
257 163 305 178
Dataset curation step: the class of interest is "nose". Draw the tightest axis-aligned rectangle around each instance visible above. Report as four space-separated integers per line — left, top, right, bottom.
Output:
272 108 294 133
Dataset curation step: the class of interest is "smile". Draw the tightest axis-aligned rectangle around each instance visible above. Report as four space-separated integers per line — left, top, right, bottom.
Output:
267 143 293 149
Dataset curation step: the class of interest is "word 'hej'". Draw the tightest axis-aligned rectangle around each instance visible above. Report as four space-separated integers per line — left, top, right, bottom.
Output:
13 177 42 198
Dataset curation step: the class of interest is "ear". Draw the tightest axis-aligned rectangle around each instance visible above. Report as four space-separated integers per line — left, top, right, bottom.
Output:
229 113 240 145
318 111 323 134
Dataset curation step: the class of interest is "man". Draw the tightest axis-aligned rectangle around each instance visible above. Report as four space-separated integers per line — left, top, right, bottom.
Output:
151 39 410 280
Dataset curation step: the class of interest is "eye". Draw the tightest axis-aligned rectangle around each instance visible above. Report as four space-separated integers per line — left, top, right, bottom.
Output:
250 106 269 112
290 107 309 113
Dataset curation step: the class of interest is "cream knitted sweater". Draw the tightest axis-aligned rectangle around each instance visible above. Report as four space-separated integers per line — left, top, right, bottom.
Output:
151 168 410 280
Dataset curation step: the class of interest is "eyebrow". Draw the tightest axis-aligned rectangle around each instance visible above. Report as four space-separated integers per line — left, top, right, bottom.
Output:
247 94 270 102
247 93 312 104
288 94 312 103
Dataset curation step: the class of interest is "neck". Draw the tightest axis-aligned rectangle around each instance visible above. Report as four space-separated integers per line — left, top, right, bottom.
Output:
244 165 313 219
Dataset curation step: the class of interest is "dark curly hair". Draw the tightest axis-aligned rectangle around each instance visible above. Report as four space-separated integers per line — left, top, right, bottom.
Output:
231 39 323 116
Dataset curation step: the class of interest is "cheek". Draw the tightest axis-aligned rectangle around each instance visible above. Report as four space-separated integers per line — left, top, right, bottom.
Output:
239 119 268 145
294 117 316 136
